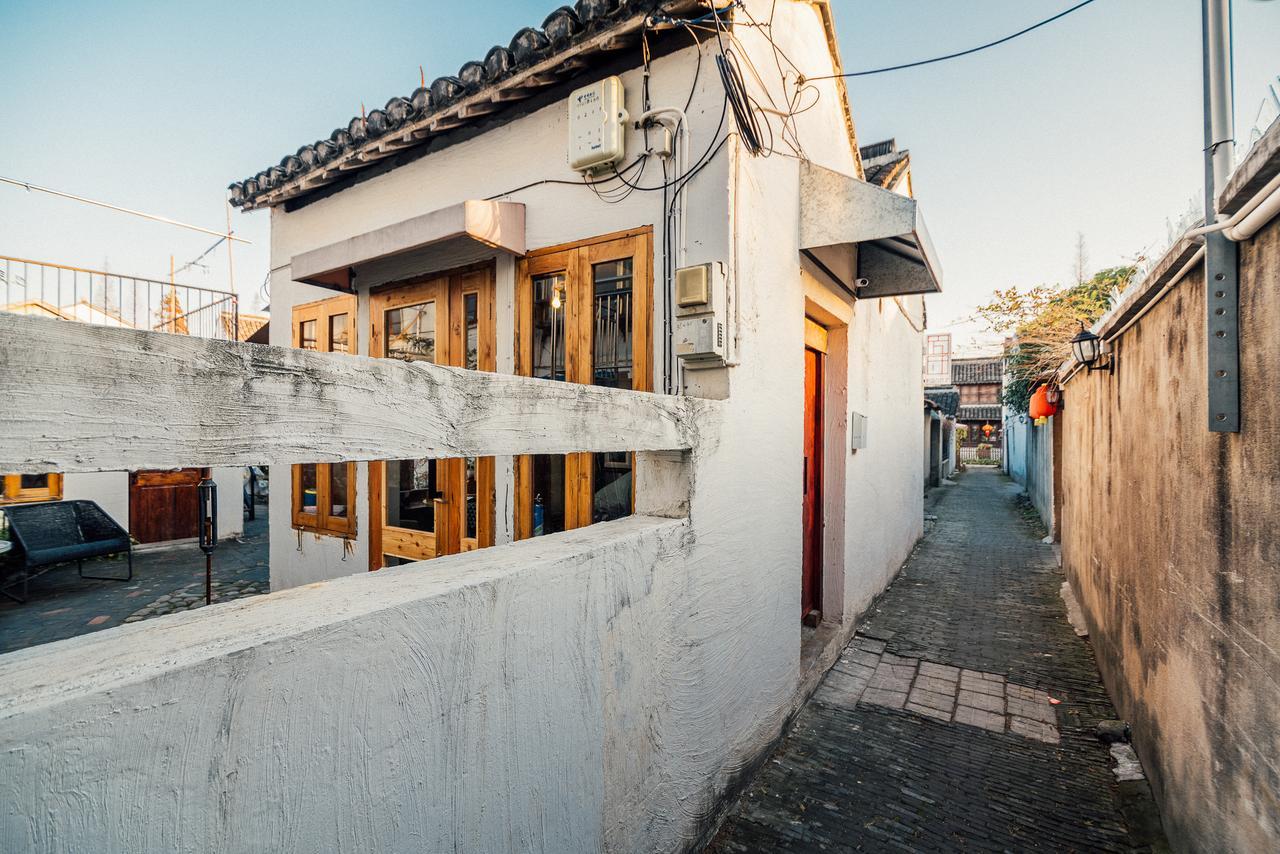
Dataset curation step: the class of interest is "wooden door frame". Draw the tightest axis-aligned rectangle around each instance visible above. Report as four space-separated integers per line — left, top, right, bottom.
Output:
368 262 496 570
513 227 653 539
290 294 358 537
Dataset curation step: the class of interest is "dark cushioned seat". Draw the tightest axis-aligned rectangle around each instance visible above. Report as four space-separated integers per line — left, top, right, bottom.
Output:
2 499 132 603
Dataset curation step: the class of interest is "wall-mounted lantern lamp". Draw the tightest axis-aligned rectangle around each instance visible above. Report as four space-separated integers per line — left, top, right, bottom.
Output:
1070 324 1113 374
1044 382 1061 407
198 472 218 606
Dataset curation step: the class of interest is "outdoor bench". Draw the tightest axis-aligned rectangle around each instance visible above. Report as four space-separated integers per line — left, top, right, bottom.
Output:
1 500 132 604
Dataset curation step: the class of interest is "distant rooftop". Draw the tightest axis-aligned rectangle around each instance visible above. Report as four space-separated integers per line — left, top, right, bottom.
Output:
858 138 910 189
952 357 1003 385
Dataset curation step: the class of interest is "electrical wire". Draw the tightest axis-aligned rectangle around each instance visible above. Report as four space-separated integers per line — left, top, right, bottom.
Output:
482 155 646 200
805 0 1102 81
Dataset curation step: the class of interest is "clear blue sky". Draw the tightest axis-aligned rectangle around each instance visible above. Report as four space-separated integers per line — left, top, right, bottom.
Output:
2 0 1277 350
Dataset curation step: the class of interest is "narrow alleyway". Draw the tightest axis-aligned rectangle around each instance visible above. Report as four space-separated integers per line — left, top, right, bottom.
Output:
709 468 1167 853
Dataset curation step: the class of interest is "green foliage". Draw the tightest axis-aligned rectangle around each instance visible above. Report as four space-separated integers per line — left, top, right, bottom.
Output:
977 265 1137 414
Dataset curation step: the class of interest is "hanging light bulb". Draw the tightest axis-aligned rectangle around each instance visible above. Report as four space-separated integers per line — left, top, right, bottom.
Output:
551 285 562 310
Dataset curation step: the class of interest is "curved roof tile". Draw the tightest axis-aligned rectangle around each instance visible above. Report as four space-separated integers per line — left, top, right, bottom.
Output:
229 0 703 210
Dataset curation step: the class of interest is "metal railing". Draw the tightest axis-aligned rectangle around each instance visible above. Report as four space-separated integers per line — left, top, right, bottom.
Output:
1 255 238 341
959 446 1003 463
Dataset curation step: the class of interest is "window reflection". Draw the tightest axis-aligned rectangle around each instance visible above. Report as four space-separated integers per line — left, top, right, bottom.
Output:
299 319 317 350
386 302 436 362
299 464 318 510
329 313 349 353
464 293 479 371
329 464 348 518
532 274 565 381
592 259 633 389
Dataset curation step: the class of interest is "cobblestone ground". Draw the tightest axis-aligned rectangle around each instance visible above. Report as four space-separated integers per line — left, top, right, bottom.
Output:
709 468 1167 853
0 508 268 655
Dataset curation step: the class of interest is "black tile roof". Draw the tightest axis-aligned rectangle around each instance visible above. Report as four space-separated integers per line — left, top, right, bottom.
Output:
924 386 959 417
958 405 1003 422
952 358 1003 385
227 1 706 211
859 139 910 189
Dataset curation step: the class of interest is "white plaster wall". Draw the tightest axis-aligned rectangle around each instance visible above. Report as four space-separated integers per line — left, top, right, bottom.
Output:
62 471 128 530
213 467 244 540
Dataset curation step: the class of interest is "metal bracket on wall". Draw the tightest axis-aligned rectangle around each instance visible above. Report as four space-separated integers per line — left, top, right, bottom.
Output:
1205 230 1239 432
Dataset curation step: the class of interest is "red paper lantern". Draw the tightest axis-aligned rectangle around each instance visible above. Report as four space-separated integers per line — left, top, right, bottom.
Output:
1029 384 1059 420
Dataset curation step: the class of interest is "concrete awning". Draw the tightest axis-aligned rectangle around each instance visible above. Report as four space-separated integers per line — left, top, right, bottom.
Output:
291 200 525 289
799 162 942 299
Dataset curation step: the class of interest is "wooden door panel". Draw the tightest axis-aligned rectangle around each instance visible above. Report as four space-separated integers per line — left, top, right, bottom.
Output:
369 264 495 569
515 229 653 540
129 468 201 544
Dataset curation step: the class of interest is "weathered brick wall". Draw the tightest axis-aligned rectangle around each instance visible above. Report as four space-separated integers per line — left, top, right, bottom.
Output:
1058 218 1280 852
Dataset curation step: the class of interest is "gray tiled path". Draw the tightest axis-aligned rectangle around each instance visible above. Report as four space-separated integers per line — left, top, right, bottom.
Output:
709 468 1167 853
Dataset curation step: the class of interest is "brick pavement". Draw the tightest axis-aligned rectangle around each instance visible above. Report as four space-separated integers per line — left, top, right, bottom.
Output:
0 510 268 655
709 468 1167 853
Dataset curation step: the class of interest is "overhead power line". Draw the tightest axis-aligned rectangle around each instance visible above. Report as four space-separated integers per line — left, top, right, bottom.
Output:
0 176 251 244
805 0 1102 81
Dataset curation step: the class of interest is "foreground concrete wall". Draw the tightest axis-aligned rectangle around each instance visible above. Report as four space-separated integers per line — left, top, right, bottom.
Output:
1059 218 1280 851
0 517 696 852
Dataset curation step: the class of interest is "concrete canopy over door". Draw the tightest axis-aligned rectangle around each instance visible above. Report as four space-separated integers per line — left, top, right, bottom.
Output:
291 200 525 290
798 161 943 300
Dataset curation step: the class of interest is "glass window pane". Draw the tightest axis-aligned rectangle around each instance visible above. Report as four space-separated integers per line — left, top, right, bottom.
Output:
329 464 348 518
299 464 318 510
531 454 566 536
464 293 479 371
464 457 478 540
386 458 438 532
19 474 49 491
299 319 317 350
592 259 633 389
329 313 349 353
386 302 437 363
532 274 565 382
592 452 632 523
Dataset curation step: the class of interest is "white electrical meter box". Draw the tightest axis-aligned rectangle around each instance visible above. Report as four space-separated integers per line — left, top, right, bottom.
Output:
675 261 730 366
569 76 627 173
676 313 725 363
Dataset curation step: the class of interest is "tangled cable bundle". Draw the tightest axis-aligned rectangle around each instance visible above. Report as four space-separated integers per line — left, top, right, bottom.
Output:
716 48 765 157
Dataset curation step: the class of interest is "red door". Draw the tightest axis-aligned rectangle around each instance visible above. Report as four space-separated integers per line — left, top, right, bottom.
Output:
802 347 824 620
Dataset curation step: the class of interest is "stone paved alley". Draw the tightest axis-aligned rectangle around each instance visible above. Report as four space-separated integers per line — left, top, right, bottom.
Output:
0 511 268 655
709 468 1168 853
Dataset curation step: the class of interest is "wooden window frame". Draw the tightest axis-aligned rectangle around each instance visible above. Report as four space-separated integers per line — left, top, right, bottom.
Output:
514 227 654 540
291 294 358 538
368 263 497 570
1 473 63 504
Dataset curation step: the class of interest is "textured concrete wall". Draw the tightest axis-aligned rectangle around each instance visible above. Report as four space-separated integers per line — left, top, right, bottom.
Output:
0 517 692 853
1058 219 1280 851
